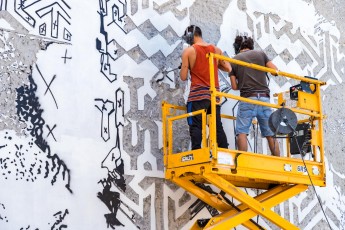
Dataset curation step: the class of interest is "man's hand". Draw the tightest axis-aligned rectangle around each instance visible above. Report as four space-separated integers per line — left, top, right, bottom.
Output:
266 61 278 76
272 69 279 76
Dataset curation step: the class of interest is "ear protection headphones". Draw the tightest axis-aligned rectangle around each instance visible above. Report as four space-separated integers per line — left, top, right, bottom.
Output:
233 35 248 54
241 36 248 48
182 25 196 45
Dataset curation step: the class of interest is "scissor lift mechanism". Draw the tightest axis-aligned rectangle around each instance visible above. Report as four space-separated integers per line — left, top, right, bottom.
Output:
162 53 326 229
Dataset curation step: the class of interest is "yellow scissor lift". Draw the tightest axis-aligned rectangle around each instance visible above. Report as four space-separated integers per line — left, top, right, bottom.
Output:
162 53 326 229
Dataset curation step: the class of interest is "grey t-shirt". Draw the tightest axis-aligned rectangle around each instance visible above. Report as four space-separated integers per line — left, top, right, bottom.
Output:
229 50 270 97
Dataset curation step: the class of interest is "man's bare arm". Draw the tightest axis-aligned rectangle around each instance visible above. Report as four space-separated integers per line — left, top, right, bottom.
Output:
180 48 190 81
230 75 238 90
215 46 231 72
266 61 278 76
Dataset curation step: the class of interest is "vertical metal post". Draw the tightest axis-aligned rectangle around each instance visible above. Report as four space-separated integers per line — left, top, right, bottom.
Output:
208 53 218 158
316 84 325 175
162 102 168 168
202 112 207 148
168 119 173 156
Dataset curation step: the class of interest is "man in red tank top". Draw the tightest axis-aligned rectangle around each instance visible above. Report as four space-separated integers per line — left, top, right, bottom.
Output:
180 25 231 150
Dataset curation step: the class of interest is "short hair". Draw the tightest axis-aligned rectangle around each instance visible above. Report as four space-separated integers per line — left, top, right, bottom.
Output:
233 35 254 54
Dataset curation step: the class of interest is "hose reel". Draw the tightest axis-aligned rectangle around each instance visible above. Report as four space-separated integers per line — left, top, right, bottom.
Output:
268 108 298 135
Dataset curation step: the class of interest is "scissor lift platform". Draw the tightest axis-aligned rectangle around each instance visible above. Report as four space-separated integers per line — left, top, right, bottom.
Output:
162 53 326 229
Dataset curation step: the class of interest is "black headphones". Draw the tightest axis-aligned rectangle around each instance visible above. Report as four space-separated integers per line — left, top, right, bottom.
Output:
182 25 196 45
241 36 248 48
233 35 248 54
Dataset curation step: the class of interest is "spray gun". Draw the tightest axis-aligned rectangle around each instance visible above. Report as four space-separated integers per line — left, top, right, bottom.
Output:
155 64 182 83
155 42 188 83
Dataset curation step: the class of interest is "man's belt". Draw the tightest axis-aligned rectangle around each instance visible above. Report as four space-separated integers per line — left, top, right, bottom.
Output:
243 93 270 98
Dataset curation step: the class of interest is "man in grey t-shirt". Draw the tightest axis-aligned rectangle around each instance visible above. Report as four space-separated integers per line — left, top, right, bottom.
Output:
229 35 280 156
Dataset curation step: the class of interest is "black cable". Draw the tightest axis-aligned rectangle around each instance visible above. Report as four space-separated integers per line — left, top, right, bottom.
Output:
232 101 239 149
272 113 283 155
231 153 242 174
219 191 265 230
256 189 261 224
271 107 331 228
255 123 258 153
252 123 256 153
247 135 253 152
265 73 271 86
293 134 333 229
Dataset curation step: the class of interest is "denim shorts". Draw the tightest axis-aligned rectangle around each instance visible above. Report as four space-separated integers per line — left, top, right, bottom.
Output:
236 96 274 137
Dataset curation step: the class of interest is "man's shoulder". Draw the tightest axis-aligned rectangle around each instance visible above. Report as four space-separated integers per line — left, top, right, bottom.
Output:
254 49 265 54
183 46 195 54
194 43 219 53
194 43 216 49
247 49 263 54
239 49 265 57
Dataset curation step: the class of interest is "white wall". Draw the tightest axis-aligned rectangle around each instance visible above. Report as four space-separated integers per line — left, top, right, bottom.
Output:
0 0 344 229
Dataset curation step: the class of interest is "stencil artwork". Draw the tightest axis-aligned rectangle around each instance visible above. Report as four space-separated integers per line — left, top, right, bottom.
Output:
49 209 69 230
95 0 344 229
248 7 344 230
0 0 343 229
0 22 71 189
16 74 71 190
2 0 72 41
0 10 72 228
97 89 141 229
0 0 7 11
94 0 196 228
216 1 345 229
95 99 115 142
96 0 127 82
35 64 59 109
61 49 72 64
0 203 8 224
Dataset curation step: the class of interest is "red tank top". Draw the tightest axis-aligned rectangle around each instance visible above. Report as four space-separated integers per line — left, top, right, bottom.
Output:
188 44 219 102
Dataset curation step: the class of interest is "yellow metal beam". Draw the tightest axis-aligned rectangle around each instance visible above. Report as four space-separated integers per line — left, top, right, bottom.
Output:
204 184 307 229
209 53 326 86
166 149 210 168
208 53 218 158
208 149 325 187
203 173 302 230
216 91 322 118
171 177 232 212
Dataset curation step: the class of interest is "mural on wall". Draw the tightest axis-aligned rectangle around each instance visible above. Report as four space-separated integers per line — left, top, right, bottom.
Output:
1 0 344 229
12 0 71 41
0 1 72 229
0 0 7 11
96 88 137 229
95 0 133 228
93 0 345 229
15 73 71 189
218 1 345 229
94 0 197 229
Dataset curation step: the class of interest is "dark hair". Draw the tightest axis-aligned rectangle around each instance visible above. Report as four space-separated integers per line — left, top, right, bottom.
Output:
233 35 254 54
